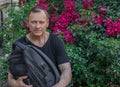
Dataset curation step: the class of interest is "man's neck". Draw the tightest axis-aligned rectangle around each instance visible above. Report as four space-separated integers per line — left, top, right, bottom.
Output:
26 32 46 47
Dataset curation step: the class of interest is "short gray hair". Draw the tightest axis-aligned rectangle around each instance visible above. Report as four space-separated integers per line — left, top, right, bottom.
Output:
28 6 49 19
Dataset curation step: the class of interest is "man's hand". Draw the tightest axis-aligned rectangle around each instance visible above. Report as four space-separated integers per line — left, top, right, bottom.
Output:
8 72 33 87
16 76 33 87
52 83 65 87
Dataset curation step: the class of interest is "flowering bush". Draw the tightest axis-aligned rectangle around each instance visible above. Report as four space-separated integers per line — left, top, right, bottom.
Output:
20 0 120 43
0 0 120 86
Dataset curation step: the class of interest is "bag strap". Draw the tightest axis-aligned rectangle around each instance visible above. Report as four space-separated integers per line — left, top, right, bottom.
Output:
14 41 27 51
29 45 60 83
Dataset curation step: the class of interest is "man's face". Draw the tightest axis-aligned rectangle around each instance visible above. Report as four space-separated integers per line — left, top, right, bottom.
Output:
28 11 49 36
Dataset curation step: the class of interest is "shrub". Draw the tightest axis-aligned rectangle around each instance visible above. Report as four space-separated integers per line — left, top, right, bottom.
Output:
0 57 8 85
0 0 120 86
66 25 120 86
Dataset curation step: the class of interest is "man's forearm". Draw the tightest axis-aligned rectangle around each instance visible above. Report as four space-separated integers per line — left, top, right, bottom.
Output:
58 68 72 86
53 63 72 87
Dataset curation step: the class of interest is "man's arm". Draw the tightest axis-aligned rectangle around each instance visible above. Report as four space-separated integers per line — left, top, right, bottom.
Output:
53 62 72 87
8 72 18 87
8 72 32 87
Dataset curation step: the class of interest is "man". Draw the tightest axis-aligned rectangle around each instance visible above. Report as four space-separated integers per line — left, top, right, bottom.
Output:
8 6 72 87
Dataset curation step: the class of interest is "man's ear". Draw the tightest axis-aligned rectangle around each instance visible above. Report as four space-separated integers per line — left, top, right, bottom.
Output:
23 19 30 33
47 19 49 27
26 19 29 27
22 20 29 29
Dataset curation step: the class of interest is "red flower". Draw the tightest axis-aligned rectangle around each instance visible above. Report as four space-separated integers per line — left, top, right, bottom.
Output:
94 16 104 25
22 21 30 33
105 19 120 37
82 0 94 9
49 12 57 22
98 5 107 16
51 0 77 44
35 0 49 11
19 0 25 4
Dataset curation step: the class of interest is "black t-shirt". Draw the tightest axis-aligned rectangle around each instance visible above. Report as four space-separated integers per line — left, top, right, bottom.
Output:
13 33 69 67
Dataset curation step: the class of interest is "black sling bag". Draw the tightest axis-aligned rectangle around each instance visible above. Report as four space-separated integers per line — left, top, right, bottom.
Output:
8 41 60 87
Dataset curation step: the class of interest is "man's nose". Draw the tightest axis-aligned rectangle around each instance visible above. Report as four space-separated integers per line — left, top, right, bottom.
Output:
36 23 40 28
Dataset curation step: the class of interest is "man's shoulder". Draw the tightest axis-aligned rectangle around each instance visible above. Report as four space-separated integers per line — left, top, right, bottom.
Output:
49 33 64 47
50 33 56 37
49 33 60 41
15 36 26 44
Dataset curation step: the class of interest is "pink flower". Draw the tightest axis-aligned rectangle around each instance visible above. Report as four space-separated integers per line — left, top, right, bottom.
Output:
64 0 76 12
105 19 120 37
91 11 96 18
98 5 107 16
35 0 49 11
117 18 120 22
51 0 77 44
82 0 94 9
104 18 112 26
22 21 30 33
64 30 76 44
19 0 25 4
49 12 56 22
94 16 104 25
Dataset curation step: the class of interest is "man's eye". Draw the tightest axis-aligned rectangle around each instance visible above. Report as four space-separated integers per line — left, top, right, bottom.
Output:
39 21 44 24
31 21 36 24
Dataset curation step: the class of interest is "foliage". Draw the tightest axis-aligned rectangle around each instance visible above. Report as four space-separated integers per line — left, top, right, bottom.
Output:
0 57 8 85
66 23 120 86
0 0 120 87
0 0 38 54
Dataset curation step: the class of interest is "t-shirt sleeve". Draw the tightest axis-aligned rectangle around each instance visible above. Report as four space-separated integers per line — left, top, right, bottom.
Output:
12 36 26 50
53 35 69 65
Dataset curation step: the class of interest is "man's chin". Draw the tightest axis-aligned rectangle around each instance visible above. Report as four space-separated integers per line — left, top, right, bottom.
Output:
33 33 43 36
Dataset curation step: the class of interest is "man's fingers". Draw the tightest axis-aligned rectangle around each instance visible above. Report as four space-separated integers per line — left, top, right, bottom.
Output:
28 85 33 87
21 76 28 79
19 76 28 80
